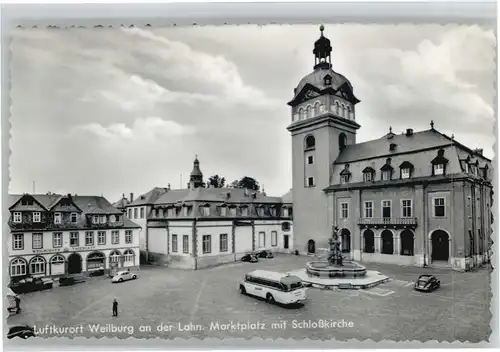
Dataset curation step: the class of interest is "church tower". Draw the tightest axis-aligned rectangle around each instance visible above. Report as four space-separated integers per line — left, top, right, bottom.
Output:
188 156 205 189
287 25 361 254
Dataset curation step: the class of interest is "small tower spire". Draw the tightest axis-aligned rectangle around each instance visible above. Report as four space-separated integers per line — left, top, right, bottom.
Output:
189 155 204 189
313 24 332 70
389 126 392 133
430 120 434 129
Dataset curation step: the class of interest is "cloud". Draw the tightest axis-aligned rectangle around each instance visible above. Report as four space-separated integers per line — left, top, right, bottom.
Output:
8 24 495 201
74 117 196 141
120 27 281 109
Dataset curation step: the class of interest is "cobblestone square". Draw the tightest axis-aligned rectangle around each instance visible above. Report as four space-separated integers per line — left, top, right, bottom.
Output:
7 255 491 342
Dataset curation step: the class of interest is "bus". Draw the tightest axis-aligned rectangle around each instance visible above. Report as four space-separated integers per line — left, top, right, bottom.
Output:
239 270 307 305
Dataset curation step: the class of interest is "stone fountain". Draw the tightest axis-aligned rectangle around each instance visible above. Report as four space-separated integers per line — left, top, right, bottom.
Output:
305 225 367 278
287 225 389 290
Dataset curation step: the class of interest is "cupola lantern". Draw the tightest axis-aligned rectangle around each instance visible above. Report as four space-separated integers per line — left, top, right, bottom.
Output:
313 25 332 70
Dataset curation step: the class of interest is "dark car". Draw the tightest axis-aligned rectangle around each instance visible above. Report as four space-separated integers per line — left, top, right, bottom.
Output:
7 325 36 339
241 253 258 263
59 274 87 287
9 277 53 294
414 275 440 292
256 250 274 259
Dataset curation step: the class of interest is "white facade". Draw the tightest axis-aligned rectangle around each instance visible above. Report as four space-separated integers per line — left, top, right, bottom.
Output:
147 219 294 269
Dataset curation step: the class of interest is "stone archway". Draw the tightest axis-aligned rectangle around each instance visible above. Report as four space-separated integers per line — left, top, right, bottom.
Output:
307 239 316 254
341 229 351 253
363 229 375 253
431 230 449 262
400 230 414 256
67 253 82 274
381 230 394 255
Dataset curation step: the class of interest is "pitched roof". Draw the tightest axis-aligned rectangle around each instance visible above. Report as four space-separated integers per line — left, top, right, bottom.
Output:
281 190 293 203
112 195 130 209
128 187 169 206
138 186 285 206
334 128 490 164
9 194 122 215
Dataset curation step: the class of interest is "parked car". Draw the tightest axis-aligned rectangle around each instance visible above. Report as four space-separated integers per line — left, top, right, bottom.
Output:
9 277 53 294
414 275 440 292
7 325 36 339
241 253 259 263
111 270 138 283
59 274 87 287
256 250 274 259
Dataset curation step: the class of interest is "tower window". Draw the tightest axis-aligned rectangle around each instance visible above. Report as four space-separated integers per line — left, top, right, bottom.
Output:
305 135 316 149
307 177 315 187
339 133 347 150
307 155 314 164
306 105 312 118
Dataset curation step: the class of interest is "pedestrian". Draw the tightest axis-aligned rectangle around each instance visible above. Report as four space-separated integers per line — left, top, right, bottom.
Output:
112 298 118 317
14 295 21 314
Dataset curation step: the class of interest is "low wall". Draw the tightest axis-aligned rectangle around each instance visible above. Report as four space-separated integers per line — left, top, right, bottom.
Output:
359 253 417 266
196 254 236 269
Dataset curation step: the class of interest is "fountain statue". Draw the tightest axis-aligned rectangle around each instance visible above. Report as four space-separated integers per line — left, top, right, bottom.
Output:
305 224 367 278
327 225 343 266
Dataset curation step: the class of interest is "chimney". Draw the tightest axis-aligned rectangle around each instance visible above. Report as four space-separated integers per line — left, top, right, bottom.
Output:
130 193 134 202
406 128 414 136
474 148 483 155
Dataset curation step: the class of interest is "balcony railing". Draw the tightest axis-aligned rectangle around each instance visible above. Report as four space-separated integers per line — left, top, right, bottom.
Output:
357 217 418 228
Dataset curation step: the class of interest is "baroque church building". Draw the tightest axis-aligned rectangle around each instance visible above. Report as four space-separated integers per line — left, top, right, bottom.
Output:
288 26 493 271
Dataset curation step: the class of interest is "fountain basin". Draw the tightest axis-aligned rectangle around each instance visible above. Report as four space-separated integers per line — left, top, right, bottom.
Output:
306 260 367 278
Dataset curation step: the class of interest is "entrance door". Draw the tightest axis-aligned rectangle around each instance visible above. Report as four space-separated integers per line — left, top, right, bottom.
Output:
67 253 82 274
283 235 289 249
431 230 449 261
307 240 315 254
341 229 351 253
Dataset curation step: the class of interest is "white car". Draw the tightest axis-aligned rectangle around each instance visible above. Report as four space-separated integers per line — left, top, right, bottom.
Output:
111 270 138 283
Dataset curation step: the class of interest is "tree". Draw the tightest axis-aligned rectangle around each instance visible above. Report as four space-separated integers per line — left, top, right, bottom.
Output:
235 176 260 191
229 180 239 188
208 175 226 188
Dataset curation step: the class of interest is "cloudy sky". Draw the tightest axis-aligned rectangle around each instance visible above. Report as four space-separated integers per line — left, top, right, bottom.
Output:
9 24 496 202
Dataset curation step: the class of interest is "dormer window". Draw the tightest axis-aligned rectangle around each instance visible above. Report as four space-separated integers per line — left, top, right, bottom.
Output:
431 149 448 176
92 215 99 224
240 205 249 217
401 168 411 179
200 204 211 216
380 159 394 181
167 207 175 217
100 215 106 224
256 205 265 217
382 171 391 180
13 212 22 223
229 206 237 216
32 212 41 222
399 161 414 179
483 165 489 179
434 164 444 175
324 74 332 86
464 162 469 173
282 207 289 217
182 206 189 217
389 143 397 151
110 215 116 223
340 164 351 184
54 213 62 224
362 167 375 182
219 205 227 216
71 213 78 223
269 206 277 217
